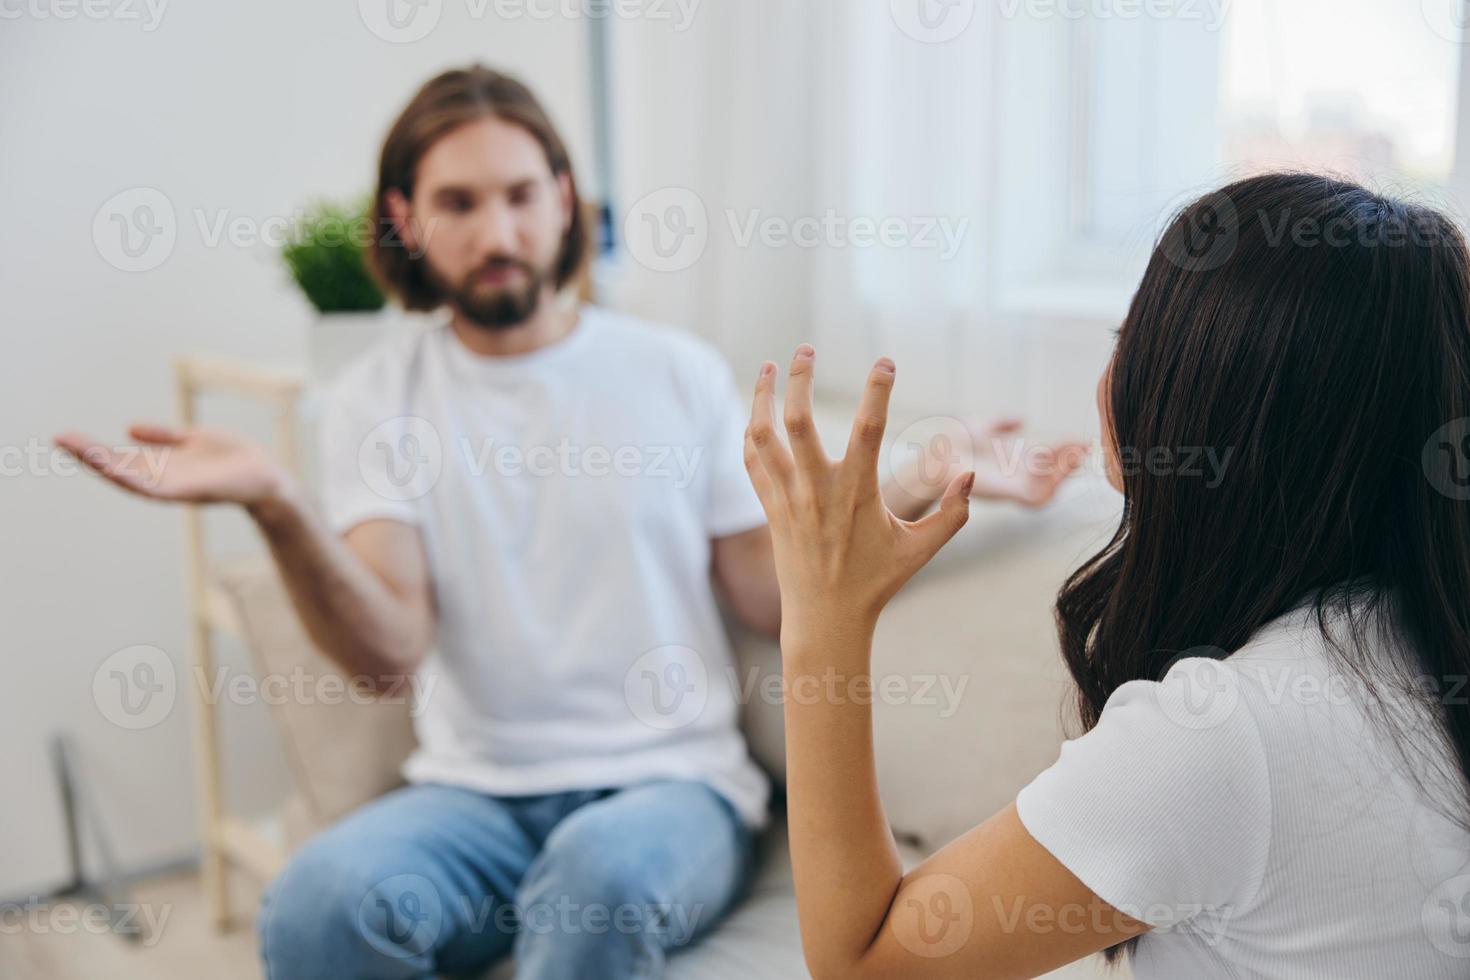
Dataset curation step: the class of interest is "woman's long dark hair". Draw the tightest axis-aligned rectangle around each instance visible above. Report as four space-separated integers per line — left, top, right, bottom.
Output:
1055 173 1470 957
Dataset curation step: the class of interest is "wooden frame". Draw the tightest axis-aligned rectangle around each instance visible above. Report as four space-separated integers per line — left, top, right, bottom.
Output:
174 356 304 930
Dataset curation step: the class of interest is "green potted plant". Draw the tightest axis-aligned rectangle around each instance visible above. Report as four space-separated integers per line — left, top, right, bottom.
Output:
282 196 391 380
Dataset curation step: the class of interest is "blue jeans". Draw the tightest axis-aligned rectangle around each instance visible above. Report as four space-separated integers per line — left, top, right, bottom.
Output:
257 780 754 979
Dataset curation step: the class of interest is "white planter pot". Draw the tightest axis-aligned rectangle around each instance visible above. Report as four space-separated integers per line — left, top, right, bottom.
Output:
308 309 393 385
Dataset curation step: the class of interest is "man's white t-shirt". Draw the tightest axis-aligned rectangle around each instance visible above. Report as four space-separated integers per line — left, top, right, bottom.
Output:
316 305 771 827
1017 599 1470 976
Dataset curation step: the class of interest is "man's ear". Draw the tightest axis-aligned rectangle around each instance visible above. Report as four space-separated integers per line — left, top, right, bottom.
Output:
556 172 575 234
383 188 420 253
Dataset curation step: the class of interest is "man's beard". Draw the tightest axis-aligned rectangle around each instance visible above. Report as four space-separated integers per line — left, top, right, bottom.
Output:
433 256 549 331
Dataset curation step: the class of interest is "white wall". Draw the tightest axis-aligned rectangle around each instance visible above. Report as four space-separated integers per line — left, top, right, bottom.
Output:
0 2 592 896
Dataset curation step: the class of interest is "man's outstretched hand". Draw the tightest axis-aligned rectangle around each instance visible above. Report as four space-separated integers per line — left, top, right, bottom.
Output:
54 424 289 508
901 416 1090 510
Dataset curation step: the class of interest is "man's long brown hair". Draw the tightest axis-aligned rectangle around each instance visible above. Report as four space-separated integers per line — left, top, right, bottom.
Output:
368 65 589 310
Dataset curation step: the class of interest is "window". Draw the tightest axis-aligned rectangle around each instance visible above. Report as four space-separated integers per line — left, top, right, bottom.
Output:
998 0 1466 318
1219 0 1462 191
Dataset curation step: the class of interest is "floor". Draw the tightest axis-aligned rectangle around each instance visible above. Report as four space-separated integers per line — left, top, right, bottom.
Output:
1 873 264 980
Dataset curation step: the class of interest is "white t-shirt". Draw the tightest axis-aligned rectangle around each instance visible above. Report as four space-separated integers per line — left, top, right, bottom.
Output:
316 306 771 827
1017 600 1470 977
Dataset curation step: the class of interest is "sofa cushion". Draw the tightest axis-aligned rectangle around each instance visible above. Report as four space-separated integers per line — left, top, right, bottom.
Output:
213 556 417 844
728 476 1123 852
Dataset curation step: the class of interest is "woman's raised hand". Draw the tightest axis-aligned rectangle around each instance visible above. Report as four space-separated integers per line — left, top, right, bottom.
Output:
743 345 974 646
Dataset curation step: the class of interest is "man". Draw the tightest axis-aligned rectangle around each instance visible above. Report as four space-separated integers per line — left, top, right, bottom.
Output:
56 67 1084 978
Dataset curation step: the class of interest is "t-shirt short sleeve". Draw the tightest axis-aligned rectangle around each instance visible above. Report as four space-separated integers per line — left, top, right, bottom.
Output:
1016 657 1273 931
699 353 768 538
315 362 421 534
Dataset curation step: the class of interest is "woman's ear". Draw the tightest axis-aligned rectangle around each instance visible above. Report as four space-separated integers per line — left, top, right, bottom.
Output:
383 188 420 253
1098 354 1123 493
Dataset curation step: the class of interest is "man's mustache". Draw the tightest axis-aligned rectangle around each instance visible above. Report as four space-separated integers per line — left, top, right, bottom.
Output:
466 257 537 284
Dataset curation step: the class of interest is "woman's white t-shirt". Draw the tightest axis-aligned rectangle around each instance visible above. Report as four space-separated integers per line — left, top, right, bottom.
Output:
315 307 771 826
1017 601 1470 977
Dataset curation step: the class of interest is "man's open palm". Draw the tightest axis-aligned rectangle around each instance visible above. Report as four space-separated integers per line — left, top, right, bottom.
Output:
54 424 284 506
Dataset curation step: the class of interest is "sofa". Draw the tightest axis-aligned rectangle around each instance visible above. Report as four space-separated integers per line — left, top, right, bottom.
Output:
217 467 1127 979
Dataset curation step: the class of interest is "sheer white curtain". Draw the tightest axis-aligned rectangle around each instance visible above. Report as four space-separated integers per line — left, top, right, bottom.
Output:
807 2 1221 422
607 0 821 383
608 1 1196 430
807 1 1002 410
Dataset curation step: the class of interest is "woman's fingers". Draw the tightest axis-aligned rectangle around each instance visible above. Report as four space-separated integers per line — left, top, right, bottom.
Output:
843 358 896 477
783 344 828 472
743 427 777 508
908 469 974 560
748 361 795 491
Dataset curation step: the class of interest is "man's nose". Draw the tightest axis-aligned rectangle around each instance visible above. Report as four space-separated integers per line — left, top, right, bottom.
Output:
472 200 518 256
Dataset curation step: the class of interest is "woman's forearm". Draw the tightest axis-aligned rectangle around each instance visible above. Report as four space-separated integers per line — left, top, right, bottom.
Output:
782 622 903 978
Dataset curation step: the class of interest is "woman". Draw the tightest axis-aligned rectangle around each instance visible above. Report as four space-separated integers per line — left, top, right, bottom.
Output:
744 173 1470 977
